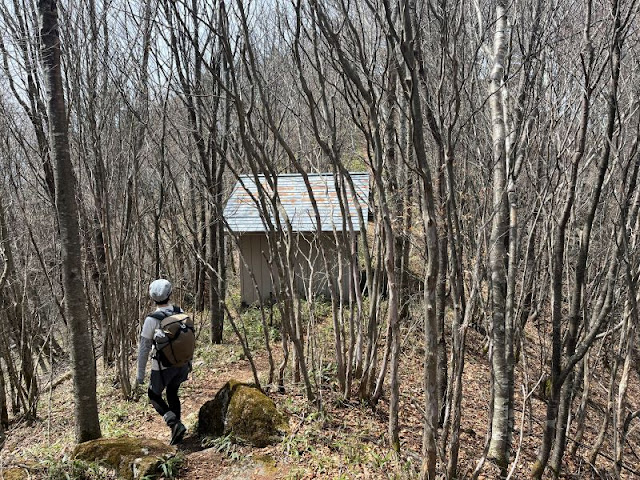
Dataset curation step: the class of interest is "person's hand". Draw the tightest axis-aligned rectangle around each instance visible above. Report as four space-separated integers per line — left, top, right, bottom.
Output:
131 378 145 401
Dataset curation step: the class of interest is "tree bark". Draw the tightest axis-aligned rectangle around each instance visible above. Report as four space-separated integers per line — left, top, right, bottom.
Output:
38 0 101 443
395 0 440 474
487 0 510 469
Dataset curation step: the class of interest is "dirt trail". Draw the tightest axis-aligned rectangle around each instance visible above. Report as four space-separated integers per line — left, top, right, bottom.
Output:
131 350 284 480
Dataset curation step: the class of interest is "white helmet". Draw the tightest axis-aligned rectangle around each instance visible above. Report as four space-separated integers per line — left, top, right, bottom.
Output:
149 279 172 303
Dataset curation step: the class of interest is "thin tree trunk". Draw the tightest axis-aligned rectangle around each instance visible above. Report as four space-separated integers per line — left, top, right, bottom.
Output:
486 0 510 469
394 0 440 472
436 164 449 425
548 3 623 472
569 354 591 457
532 5 594 475
447 241 481 478
615 158 640 475
0 195 12 437
0 362 7 437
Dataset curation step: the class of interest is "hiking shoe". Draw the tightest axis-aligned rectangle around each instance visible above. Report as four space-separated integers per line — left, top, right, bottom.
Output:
170 421 186 445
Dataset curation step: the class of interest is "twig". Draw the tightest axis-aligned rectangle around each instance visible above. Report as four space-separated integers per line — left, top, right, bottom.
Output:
506 380 542 480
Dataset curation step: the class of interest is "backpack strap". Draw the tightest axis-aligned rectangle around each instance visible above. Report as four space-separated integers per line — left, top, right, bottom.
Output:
149 306 181 321
149 309 173 373
149 311 168 321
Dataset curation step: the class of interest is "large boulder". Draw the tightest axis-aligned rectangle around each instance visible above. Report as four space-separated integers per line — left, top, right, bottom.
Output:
198 380 288 447
73 437 176 480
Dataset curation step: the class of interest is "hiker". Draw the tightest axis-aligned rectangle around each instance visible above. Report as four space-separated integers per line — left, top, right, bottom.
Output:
135 279 192 445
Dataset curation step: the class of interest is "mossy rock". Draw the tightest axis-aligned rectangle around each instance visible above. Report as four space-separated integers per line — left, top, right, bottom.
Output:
198 380 288 447
198 379 239 437
73 437 176 480
1 467 30 480
228 384 289 447
1 460 42 480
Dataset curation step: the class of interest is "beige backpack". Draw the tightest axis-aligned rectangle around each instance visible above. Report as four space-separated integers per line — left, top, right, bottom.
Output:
151 307 196 368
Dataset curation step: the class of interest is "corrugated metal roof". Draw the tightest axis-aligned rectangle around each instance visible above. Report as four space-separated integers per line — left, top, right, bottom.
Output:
224 172 370 233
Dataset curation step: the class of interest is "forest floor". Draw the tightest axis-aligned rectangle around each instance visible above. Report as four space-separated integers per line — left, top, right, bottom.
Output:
1 304 640 479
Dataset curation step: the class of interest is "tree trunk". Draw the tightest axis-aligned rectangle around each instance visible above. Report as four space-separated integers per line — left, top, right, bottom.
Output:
548 3 623 472
0 371 4 447
531 7 593 469
487 0 510 470
397 0 440 473
436 163 449 425
38 0 101 443
209 217 224 343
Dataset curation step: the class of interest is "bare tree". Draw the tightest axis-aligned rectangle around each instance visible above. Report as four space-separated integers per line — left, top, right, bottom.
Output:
160 0 228 344
38 0 101 443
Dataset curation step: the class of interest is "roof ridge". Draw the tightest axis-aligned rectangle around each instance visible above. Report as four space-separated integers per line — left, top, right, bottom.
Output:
237 172 368 179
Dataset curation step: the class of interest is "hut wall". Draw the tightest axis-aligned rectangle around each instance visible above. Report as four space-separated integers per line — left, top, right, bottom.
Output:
238 233 352 305
238 234 275 305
